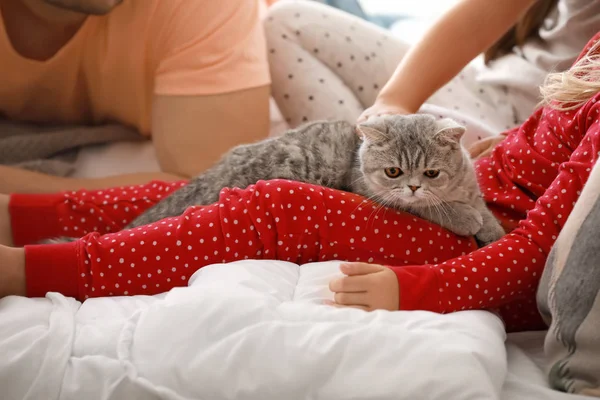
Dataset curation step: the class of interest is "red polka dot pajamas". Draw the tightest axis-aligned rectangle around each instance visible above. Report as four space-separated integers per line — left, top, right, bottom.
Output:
11 35 600 333
15 180 477 301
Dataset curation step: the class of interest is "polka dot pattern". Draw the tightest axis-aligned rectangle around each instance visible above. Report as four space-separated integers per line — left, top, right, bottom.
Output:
265 0 527 147
74 180 476 300
58 180 187 237
408 42 600 332
12 180 188 246
62 59 600 333
22 34 600 334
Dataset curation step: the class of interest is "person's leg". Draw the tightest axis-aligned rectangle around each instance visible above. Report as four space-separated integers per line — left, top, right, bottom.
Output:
4 180 187 246
265 0 408 126
264 1 516 145
0 245 26 297
4 179 477 301
0 195 14 246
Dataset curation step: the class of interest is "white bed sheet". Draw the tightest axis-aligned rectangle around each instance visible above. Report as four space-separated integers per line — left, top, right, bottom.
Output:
0 260 588 400
2 260 507 400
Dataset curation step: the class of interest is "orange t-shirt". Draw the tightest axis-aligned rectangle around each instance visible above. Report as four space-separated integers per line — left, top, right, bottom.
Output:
0 0 270 135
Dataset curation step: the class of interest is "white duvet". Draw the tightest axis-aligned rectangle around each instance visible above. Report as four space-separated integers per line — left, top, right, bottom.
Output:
1 260 509 400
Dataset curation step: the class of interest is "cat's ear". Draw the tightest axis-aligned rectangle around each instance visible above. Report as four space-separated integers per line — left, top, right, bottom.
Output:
356 125 387 142
434 118 466 145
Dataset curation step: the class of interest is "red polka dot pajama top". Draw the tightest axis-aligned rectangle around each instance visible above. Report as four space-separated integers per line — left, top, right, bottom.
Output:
11 35 600 333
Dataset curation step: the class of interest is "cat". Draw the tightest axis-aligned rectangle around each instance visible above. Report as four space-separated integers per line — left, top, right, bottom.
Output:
48 114 504 246
120 114 504 246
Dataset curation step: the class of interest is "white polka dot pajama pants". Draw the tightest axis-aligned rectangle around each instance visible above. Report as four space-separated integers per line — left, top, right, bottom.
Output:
14 179 476 300
265 1 533 146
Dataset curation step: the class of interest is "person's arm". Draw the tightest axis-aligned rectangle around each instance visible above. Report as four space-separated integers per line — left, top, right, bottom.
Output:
0 166 181 194
0 86 270 193
0 0 270 194
390 104 600 315
359 0 536 121
149 0 272 178
152 87 270 177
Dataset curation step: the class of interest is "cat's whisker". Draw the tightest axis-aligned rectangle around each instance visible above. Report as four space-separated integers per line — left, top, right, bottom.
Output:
364 197 386 228
349 175 367 187
428 193 453 227
359 189 389 208
423 192 442 222
365 190 396 228
349 189 386 218
373 191 400 229
361 195 383 228
426 193 445 219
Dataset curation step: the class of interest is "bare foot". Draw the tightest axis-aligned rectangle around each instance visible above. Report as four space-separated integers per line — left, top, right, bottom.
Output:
0 245 26 298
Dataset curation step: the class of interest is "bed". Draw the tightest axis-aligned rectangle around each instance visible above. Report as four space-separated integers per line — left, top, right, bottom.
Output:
0 97 592 399
0 258 589 400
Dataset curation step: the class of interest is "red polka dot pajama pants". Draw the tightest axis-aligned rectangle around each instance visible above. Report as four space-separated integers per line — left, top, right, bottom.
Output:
12 179 476 301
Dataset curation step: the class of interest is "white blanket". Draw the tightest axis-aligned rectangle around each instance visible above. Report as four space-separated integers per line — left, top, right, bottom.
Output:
1 260 509 400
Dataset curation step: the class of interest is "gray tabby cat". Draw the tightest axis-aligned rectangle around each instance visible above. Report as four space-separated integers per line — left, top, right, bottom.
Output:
122 114 504 246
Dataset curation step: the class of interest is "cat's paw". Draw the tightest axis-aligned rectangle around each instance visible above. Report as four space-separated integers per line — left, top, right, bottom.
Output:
475 220 505 247
449 206 483 237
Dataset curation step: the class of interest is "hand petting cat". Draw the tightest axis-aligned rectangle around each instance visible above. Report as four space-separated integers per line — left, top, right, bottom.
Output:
326 263 400 311
357 98 411 123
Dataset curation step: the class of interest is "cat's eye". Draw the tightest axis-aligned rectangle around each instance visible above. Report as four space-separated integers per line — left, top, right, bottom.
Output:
384 167 403 178
424 169 440 178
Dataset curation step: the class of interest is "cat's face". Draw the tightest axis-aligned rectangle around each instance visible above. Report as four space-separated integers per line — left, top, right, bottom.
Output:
357 114 468 209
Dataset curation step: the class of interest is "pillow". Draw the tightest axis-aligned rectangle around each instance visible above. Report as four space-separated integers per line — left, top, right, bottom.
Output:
537 159 600 397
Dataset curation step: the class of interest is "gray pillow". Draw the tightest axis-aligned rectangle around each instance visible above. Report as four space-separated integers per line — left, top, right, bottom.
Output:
537 160 600 397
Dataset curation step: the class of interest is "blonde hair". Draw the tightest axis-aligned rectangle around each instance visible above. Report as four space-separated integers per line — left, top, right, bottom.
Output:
540 40 600 110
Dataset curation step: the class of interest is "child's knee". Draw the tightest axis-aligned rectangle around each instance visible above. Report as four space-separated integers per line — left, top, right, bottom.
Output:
265 0 320 26
264 0 331 45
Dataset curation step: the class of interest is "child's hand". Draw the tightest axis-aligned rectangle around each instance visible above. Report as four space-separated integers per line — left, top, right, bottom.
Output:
357 100 411 124
326 263 399 311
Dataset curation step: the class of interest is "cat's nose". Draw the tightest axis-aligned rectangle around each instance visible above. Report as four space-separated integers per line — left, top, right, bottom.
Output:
408 185 421 193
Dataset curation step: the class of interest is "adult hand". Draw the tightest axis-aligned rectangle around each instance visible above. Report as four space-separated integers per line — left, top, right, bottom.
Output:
326 263 399 311
468 135 506 160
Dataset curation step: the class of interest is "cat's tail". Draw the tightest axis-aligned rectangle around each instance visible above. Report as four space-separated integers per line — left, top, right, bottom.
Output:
124 186 204 229
124 172 225 229
38 236 79 245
